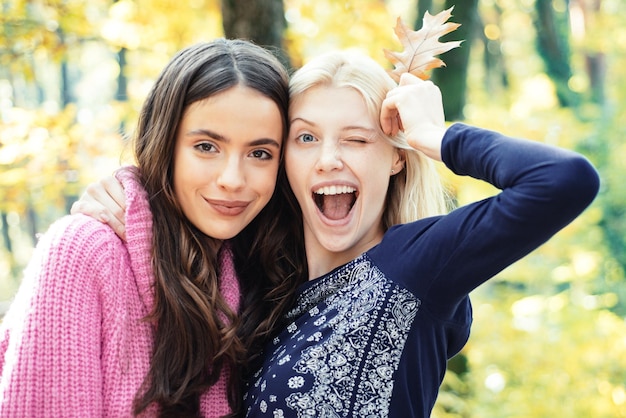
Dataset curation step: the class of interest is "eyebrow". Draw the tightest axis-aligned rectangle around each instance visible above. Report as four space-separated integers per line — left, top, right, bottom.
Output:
186 129 281 148
290 117 376 135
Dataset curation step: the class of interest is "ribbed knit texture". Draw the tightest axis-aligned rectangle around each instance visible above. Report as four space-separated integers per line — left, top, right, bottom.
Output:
0 167 240 417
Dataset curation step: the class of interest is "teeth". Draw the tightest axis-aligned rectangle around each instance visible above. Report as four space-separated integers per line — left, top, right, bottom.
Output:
314 185 356 195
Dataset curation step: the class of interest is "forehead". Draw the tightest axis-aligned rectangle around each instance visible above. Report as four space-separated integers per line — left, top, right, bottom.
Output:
290 86 372 125
185 85 278 118
180 86 284 140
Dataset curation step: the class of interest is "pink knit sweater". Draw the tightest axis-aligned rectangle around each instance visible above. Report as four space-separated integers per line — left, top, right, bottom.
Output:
0 169 240 417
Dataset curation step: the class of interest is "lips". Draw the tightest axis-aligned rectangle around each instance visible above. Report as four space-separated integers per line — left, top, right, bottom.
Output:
206 199 249 216
313 185 357 220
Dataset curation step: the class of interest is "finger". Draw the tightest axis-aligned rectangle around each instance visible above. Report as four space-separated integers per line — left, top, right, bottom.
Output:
396 113 404 132
101 176 127 211
83 178 125 226
101 210 126 241
100 176 127 241
70 200 109 223
82 183 119 222
115 224 127 242
380 96 392 135
399 72 423 86
380 98 400 136
70 198 127 241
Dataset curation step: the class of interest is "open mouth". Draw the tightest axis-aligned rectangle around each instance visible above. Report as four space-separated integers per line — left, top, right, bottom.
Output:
313 185 357 220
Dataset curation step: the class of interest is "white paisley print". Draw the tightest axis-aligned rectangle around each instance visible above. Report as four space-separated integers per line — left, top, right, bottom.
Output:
244 254 420 417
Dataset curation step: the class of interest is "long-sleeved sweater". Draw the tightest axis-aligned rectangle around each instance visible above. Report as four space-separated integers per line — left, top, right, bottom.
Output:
0 168 240 417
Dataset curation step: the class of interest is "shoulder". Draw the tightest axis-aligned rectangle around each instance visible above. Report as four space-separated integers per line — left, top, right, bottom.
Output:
41 213 126 257
367 216 442 278
30 214 130 290
377 216 441 251
2 214 129 327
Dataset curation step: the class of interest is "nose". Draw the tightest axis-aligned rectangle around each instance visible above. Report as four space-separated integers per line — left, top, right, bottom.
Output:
315 141 343 172
217 155 245 190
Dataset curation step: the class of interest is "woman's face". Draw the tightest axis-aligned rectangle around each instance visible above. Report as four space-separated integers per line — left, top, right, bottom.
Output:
173 85 283 240
285 85 403 271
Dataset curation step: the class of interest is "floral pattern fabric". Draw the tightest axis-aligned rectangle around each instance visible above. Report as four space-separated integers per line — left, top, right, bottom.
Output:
244 254 419 417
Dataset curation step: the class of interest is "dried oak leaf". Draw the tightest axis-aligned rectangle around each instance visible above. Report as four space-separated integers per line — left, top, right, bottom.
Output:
384 7 463 82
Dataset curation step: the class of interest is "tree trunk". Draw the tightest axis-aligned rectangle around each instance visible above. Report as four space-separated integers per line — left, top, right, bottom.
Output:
26 204 38 246
116 47 128 101
585 52 606 104
115 46 128 132
430 0 479 121
56 28 73 107
414 0 434 29
533 0 580 107
480 2 509 94
571 0 606 104
1 212 12 254
221 0 290 68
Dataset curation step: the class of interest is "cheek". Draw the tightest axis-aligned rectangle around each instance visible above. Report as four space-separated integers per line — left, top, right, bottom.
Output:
172 145 192 196
172 171 193 220
285 162 309 206
255 163 281 201
284 151 300 188
172 159 194 199
357 155 393 198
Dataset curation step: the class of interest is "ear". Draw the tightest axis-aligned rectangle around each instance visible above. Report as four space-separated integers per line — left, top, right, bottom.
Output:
391 149 405 176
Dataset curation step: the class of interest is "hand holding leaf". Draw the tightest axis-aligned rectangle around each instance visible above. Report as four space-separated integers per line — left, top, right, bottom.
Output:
384 7 463 82
380 73 447 160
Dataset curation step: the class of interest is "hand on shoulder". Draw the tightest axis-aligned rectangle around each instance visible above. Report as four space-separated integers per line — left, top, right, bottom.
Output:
71 174 127 241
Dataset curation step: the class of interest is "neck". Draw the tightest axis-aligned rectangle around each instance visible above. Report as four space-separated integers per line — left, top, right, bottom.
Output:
306 252 353 280
304 231 384 280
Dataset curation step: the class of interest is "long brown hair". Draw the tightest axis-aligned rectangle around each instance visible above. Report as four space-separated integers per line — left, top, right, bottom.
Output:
131 39 303 416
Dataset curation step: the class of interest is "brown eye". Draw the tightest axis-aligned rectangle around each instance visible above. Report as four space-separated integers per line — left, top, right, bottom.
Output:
250 149 272 160
195 142 216 153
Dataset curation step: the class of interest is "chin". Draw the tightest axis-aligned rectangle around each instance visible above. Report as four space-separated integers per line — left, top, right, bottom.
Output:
320 239 352 253
201 227 241 241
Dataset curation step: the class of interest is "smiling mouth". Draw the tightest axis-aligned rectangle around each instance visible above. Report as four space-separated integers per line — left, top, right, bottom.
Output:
313 185 357 220
206 199 249 216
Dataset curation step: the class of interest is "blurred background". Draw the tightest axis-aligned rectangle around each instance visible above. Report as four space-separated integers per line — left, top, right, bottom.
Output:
0 0 624 416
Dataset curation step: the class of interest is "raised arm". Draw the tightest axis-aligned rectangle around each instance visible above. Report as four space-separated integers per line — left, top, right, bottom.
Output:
376 73 600 310
380 123 600 310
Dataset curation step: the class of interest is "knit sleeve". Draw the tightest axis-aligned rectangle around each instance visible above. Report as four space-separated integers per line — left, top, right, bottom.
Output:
0 215 126 416
115 166 155 308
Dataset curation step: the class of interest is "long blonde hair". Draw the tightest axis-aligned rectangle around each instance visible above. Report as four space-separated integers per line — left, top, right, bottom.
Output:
288 50 449 230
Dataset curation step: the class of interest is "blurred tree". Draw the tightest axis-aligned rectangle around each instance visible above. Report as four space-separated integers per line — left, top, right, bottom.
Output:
570 0 606 104
461 287 626 417
0 0 97 248
533 0 581 107
0 1 625 412
565 0 625 314
221 0 290 68
112 0 128 103
415 0 433 27
478 2 509 95
429 0 479 121
281 0 397 69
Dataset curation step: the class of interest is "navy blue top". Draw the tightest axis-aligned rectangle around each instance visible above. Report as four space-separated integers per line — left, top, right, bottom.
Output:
243 124 600 417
